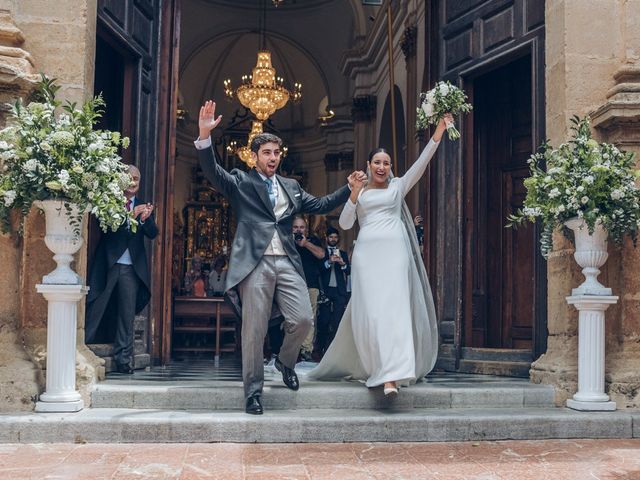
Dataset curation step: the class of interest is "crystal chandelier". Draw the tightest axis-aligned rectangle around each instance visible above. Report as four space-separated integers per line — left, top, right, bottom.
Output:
224 51 301 121
226 120 288 168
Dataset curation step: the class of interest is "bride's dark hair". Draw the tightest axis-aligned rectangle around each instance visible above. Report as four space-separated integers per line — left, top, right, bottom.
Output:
368 147 389 163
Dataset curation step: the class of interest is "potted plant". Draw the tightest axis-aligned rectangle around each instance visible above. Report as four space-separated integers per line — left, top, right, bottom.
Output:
0 75 133 284
508 116 640 295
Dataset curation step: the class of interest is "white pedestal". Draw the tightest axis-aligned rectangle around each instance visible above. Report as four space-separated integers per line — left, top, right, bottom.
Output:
565 295 618 412
35 284 88 413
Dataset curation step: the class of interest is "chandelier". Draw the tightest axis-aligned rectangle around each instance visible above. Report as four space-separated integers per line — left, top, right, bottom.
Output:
227 120 288 168
224 51 301 121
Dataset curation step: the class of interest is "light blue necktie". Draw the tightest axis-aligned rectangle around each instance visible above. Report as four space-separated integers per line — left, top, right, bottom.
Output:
264 178 276 208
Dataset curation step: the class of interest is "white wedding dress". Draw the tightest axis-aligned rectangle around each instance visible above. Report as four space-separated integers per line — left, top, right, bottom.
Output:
308 139 440 387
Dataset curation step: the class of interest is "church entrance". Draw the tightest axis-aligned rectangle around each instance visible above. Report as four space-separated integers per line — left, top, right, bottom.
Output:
460 52 547 375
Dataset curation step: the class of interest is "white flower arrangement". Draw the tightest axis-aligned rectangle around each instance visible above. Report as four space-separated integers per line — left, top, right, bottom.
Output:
508 116 640 257
416 81 472 140
0 75 133 234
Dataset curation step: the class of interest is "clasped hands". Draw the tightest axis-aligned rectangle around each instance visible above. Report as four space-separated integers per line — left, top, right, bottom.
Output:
133 203 154 222
347 171 367 191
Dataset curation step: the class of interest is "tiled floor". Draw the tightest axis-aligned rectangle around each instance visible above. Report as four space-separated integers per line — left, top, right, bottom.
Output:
106 357 530 386
1 440 639 479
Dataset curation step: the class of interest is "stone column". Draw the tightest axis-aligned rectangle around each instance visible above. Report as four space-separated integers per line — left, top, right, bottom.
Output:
565 295 618 411
531 0 640 407
0 8 41 413
35 284 88 412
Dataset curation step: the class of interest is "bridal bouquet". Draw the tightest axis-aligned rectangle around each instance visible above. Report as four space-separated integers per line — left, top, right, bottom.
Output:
507 116 640 257
416 81 472 140
0 75 133 234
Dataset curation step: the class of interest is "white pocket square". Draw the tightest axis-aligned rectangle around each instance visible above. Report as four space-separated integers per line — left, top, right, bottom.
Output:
294 193 301 198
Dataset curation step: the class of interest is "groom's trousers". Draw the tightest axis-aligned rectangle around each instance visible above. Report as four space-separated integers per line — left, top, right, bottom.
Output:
238 255 314 398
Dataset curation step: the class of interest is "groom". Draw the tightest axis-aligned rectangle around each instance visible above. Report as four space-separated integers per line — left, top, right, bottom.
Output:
195 100 358 415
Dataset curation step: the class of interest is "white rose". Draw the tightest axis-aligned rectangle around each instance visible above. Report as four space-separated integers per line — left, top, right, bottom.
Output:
426 91 435 103
581 196 589 204
438 83 450 96
3 189 16 207
422 102 434 117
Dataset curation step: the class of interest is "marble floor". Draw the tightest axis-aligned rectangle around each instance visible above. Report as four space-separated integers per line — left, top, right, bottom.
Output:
106 357 531 385
1 439 639 479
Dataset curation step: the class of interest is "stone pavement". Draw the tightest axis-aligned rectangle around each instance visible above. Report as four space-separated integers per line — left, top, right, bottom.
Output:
1 439 640 479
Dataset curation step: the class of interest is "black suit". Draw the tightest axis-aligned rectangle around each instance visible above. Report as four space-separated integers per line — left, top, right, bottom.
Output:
85 197 158 367
317 246 350 352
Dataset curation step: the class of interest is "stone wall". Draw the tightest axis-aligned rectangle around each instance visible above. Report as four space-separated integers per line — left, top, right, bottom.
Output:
531 0 640 408
0 0 101 412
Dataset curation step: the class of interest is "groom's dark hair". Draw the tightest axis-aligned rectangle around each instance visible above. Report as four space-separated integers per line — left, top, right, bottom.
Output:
250 133 283 153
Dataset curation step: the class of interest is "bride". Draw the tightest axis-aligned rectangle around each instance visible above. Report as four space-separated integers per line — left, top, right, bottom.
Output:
307 114 452 395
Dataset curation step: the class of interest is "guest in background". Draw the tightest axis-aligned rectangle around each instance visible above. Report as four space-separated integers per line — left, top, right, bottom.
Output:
208 256 228 296
85 165 158 374
292 215 324 361
414 214 424 248
317 226 350 354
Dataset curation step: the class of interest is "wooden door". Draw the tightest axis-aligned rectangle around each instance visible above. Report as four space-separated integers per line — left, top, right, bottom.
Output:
87 0 163 365
467 54 534 349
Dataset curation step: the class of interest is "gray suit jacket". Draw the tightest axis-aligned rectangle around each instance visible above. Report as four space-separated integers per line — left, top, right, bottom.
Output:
197 144 351 316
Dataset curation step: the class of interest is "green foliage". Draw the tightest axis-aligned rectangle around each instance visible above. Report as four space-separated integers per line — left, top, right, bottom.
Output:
0 74 134 234
507 116 640 258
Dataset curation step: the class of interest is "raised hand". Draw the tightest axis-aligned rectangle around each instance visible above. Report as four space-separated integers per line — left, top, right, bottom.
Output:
348 171 367 191
433 113 454 142
198 100 223 139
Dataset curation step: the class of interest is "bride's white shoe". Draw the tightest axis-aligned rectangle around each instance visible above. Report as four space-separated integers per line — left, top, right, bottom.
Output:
383 383 398 396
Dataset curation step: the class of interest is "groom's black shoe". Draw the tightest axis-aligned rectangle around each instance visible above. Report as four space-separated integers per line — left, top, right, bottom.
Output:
274 356 299 391
245 395 263 415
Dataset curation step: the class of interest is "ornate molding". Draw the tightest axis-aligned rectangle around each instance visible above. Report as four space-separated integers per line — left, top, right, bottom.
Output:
591 64 640 146
351 95 376 123
400 24 417 60
0 12 38 119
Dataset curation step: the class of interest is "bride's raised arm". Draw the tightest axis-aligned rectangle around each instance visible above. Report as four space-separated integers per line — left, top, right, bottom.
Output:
397 113 452 197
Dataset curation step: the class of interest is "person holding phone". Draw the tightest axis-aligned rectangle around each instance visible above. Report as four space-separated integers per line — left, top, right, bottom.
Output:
316 227 350 354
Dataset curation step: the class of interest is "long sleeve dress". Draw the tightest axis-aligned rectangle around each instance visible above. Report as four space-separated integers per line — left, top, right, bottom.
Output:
308 139 441 387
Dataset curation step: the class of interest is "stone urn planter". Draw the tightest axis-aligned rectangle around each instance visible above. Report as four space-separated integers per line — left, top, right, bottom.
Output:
564 217 612 296
34 199 87 285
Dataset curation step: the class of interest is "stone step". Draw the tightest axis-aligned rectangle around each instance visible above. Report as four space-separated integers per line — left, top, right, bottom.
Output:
91 379 555 410
1 407 638 443
458 359 531 378
461 347 533 363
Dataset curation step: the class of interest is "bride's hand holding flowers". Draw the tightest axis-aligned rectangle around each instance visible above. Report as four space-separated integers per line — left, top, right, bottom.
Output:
433 113 454 143
416 81 471 140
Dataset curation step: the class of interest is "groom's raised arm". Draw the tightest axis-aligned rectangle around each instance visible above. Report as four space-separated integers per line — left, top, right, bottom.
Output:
194 100 239 197
299 184 351 215
300 171 366 214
